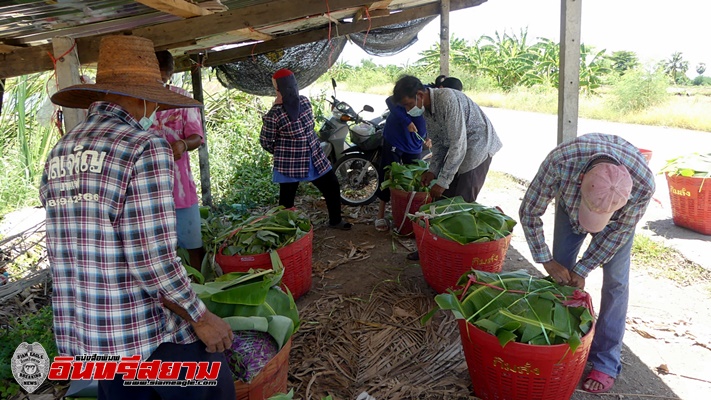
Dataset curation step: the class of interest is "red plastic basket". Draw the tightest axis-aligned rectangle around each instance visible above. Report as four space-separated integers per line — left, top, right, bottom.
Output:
665 173 711 235
390 188 432 236
458 316 595 400
215 229 313 299
234 339 291 400
412 220 511 294
638 148 652 164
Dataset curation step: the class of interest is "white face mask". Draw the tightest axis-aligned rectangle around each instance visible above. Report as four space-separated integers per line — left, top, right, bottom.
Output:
139 100 158 130
407 94 424 117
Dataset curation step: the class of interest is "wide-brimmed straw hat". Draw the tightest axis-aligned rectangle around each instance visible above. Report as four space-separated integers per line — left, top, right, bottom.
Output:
51 35 202 110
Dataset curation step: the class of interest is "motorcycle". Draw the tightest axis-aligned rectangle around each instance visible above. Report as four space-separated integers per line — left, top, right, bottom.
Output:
318 79 386 206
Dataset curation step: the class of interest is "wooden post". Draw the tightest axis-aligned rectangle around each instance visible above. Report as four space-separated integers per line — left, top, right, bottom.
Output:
52 37 84 132
190 55 213 207
557 0 582 145
0 79 5 117
439 0 451 77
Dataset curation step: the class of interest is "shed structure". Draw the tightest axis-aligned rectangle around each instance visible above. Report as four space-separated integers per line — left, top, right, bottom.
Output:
0 0 582 203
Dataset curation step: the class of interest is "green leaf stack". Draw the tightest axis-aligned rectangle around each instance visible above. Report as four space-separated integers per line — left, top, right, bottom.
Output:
424 270 594 351
221 207 311 256
411 196 516 244
381 160 431 192
661 153 711 178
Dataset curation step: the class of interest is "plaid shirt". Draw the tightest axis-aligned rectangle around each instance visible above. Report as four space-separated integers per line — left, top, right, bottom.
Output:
260 96 330 178
519 133 655 278
40 102 206 358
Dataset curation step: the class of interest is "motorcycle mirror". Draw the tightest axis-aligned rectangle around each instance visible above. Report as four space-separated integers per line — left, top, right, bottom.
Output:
331 78 337 89
363 105 374 113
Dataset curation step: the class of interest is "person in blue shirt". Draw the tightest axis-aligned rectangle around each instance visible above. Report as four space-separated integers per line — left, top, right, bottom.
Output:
374 96 427 232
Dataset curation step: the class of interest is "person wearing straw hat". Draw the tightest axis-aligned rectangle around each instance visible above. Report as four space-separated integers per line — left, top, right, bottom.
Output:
518 133 655 394
260 68 352 230
41 35 235 398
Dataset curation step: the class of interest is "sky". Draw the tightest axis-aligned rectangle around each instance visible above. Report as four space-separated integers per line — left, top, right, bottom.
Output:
339 0 708 76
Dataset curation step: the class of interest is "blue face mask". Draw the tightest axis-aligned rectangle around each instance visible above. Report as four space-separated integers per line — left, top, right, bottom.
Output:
139 100 158 130
407 94 424 117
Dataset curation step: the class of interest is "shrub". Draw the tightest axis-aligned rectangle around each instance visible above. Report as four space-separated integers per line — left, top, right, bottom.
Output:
692 76 711 86
0 306 58 399
607 69 668 114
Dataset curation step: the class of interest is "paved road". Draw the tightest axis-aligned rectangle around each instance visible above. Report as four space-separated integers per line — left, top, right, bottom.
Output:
333 90 711 270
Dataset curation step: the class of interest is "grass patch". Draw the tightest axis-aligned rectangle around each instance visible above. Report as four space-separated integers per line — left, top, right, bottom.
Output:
631 234 711 286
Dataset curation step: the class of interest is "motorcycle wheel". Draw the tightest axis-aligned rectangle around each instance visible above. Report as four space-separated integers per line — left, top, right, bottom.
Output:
333 153 380 206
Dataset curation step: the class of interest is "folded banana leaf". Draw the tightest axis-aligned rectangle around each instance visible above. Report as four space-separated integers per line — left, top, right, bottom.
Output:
192 252 300 350
411 197 516 244
222 207 311 256
423 270 594 351
380 160 431 192
661 153 711 178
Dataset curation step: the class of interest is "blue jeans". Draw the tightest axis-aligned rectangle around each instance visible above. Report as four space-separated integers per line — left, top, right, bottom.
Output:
553 204 633 378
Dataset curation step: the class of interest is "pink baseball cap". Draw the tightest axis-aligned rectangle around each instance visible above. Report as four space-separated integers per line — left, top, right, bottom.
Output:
579 163 633 233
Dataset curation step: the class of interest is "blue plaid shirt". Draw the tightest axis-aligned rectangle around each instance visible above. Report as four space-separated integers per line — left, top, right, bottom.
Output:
40 102 206 358
519 133 655 278
260 96 330 178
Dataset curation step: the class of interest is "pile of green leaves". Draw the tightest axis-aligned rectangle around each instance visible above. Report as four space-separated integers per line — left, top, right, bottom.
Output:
661 153 711 178
221 207 311 256
192 252 300 351
381 160 430 192
424 270 594 351
412 196 516 244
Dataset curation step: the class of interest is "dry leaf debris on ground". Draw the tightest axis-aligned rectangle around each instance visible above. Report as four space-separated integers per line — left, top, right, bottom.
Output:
290 278 477 400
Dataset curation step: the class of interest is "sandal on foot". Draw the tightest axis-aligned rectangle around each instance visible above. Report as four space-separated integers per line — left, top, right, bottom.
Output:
329 220 353 231
375 218 389 232
583 369 615 393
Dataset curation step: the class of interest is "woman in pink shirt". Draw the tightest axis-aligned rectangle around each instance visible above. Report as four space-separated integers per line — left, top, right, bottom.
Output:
151 51 205 269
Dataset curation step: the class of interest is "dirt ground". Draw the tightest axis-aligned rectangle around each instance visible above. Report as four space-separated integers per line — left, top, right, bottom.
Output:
288 171 711 400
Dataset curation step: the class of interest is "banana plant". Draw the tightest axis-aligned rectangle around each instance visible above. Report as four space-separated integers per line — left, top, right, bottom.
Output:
422 270 594 352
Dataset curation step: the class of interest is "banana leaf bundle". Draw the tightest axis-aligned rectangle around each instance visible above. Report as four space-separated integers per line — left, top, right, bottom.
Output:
193 253 299 382
411 196 516 244
661 153 711 178
381 160 431 192
423 270 594 351
221 207 311 256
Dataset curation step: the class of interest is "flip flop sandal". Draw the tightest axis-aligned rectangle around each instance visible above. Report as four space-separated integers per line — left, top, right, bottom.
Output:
583 369 615 393
329 220 353 231
375 218 389 232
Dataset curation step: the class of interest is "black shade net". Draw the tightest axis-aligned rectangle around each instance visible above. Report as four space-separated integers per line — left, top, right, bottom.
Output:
213 17 433 95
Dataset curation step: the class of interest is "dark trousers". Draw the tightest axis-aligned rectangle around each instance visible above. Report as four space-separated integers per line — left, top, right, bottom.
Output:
279 169 342 225
442 155 493 202
98 341 235 400
376 140 421 202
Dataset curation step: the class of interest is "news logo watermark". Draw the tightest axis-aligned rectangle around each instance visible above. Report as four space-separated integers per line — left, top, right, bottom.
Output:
12 343 220 394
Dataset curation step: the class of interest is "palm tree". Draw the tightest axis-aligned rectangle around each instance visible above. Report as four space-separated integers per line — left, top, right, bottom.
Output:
664 52 689 84
607 51 639 75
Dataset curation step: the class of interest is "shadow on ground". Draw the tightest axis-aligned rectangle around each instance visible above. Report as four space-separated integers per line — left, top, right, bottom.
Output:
644 218 711 243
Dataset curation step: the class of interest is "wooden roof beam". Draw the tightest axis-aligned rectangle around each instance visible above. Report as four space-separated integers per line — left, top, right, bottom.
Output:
134 0 212 18
174 0 487 71
0 0 377 79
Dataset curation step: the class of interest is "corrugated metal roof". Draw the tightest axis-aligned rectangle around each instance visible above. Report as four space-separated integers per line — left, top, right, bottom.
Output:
0 0 487 78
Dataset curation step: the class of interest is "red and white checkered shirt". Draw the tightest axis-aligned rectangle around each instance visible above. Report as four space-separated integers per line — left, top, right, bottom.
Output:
40 102 206 358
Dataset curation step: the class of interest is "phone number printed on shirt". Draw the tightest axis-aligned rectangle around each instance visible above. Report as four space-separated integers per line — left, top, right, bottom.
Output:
47 193 99 207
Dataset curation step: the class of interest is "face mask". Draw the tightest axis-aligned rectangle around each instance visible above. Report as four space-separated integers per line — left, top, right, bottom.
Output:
139 100 158 130
407 94 424 117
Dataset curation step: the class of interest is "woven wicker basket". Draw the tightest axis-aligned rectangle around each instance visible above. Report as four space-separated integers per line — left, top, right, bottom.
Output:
665 173 711 235
234 339 291 400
